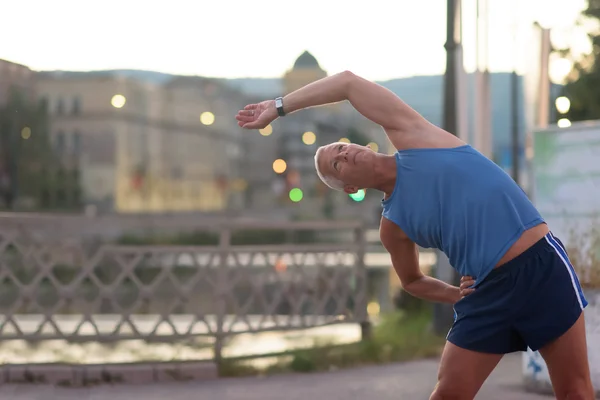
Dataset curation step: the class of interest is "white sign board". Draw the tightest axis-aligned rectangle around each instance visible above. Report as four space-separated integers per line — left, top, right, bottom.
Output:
525 121 600 393
531 121 600 246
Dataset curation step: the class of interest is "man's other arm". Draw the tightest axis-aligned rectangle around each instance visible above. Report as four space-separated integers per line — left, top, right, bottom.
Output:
379 217 470 304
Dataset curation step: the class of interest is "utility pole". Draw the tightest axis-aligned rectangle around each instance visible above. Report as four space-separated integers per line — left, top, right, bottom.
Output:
510 10 520 185
473 0 492 159
434 0 464 336
511 71 520 184
442 0 461 144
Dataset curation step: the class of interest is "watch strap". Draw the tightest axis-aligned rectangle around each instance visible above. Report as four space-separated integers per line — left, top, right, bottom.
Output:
275 97 286 117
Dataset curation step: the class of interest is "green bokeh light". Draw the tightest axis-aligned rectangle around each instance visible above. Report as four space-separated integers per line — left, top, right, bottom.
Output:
289 188 304 202
349 189 366 202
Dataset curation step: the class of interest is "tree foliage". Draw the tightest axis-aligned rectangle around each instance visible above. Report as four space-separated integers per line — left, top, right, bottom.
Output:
0 89 81 210
559 0 600 122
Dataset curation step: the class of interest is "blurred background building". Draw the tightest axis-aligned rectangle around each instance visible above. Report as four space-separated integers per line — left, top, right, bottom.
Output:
0 52 394 222
35 72 250 214
0 41 570 223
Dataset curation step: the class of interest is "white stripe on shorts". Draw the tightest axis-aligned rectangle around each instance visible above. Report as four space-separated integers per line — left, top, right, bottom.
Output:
544 234 585 310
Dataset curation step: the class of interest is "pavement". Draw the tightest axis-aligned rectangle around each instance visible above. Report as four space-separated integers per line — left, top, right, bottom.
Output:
0 353 551 400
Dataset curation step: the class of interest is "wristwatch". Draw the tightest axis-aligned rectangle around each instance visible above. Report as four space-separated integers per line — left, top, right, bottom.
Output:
275 97 286 117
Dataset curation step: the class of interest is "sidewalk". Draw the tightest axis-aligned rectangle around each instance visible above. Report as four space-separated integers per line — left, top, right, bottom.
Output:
0 353 550 400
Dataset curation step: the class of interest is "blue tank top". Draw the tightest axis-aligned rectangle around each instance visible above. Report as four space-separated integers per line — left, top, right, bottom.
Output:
381 144 544 285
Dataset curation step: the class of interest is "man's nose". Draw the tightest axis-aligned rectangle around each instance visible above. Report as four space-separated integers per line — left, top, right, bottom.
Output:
335 152 348 162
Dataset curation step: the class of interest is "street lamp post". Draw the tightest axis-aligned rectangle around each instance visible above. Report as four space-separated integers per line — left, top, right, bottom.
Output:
434 0 464 336
442 0 462 145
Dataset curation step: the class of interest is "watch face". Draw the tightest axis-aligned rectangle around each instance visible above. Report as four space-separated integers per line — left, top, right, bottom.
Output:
275 97 285 116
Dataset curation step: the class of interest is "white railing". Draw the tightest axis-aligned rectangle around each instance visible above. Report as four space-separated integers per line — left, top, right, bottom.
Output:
0 216 369 362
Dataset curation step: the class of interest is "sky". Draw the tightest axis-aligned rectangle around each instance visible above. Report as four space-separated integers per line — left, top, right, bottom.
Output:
1 0 589 81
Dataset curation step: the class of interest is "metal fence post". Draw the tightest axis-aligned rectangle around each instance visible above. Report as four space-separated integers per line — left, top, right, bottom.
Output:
355 225 371 340
214 227 231 365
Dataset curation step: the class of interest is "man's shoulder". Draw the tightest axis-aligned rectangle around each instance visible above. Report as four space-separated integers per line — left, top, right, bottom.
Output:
390 127 466 151
379 216 409 243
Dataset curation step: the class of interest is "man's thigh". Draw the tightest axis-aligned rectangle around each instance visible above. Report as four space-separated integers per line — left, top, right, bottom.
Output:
430 341 503 400
538 313 594 399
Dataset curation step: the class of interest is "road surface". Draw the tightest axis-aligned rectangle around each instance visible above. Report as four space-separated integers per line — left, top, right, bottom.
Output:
0 353 550 400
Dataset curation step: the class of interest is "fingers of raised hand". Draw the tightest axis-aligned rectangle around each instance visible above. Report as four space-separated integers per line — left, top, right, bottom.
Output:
236 109 257 123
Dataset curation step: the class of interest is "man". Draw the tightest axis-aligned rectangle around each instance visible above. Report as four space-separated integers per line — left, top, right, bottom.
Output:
235 71 594 399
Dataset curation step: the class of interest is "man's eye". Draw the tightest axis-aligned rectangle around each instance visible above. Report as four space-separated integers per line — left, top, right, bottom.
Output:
338 145 343 151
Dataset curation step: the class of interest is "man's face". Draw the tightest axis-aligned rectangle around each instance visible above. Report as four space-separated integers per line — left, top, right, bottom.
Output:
318 142 376 193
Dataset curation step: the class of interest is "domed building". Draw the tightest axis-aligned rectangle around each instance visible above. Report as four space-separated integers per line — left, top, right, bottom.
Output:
283 51 327 95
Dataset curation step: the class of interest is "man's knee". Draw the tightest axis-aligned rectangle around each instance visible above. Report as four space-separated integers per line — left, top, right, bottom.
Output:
548 374 595 400
558 384 595 400
563 391 593 400
429 381 472 400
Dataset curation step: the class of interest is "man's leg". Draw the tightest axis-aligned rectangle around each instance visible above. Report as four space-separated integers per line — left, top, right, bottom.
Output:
538 313 594 399
514 233 594 399
430 341 503 400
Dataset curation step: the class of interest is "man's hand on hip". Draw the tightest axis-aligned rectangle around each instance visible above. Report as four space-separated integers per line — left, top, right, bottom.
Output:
459 275 476 299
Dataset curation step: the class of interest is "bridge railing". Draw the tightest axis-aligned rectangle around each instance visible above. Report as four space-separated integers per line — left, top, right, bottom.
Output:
0 215 369 362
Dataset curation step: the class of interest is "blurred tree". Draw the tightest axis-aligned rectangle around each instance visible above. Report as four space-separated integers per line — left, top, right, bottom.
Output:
558 0 600 122
0 88 81 210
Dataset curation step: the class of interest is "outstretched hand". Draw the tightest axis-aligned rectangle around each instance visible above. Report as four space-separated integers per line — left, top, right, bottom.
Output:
235 100 278 129
459 275 476 298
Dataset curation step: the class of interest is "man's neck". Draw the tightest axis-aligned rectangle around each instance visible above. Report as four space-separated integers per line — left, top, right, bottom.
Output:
371 155 397 196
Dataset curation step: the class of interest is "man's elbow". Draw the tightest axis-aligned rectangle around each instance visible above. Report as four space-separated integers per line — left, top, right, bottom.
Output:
399 274 424 295
338 70 358 94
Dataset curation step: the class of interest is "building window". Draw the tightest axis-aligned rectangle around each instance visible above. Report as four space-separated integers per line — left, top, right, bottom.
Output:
56 131 65 153
39 96 49 112
73 130 81 154
56 98 65 115
72 97 81 115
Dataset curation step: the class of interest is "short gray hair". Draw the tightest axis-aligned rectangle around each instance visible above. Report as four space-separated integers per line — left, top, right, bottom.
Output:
314 146 345 191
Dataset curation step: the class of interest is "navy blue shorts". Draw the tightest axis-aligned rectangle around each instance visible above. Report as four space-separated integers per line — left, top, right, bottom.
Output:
447 231 588 354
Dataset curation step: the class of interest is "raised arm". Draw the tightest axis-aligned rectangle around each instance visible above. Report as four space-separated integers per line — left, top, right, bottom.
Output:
283 71 423 132
236 71 434 149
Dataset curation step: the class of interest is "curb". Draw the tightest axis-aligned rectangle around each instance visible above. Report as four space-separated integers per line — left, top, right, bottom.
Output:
0 361 218 387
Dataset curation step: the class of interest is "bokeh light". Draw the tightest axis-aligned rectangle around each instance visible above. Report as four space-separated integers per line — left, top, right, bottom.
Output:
367 301 380 316
367 142 378 152
557 118 572 128
548 55 573 84
339 137 351 143
272 159 287 174
21 126 31 140
349 189 366 202
302 131 316 145
555 96 571 114
259 124 273 136
200 111 215 125
111 94 126 108
289 188 303 202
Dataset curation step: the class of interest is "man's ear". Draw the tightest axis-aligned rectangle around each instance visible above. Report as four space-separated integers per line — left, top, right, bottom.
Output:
343 185 358 194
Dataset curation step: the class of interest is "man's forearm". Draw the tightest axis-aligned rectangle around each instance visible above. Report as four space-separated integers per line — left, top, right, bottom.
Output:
282 72 351 114
281 70 423 135
403 275 461 304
